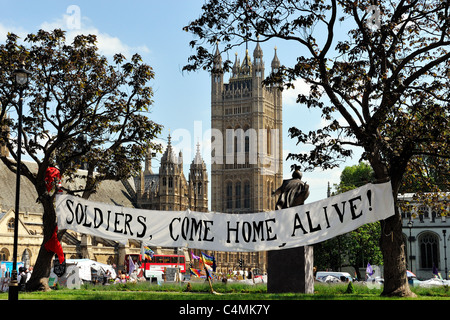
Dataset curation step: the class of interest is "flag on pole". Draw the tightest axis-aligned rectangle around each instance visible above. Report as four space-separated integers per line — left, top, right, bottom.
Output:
204 264 213 280
144 246 154 260
212 256 217 272
191 251 200 260
366 263 374 276
190 268 202 278
128 255 135 275
201 252 214 266
432 264 439 276
140 242 154 261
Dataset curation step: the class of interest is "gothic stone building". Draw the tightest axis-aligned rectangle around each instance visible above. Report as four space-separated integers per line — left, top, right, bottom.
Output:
399 193 450 280
134 135 208 213
133 135 209 259
209 42 283 274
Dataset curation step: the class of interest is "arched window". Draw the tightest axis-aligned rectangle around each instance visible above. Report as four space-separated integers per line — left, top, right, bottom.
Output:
419 232 439 269
22 249 31 268
268 181 274 210
107 256 115 265
244 181 251 209
0 248 9 261
235 181 241 209
7 218 14 232
226 182 233 209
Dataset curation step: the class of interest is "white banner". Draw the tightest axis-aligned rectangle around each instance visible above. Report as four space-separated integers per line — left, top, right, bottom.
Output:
56 182 395 252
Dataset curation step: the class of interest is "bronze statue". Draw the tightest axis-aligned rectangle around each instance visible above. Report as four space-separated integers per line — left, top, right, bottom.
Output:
268 165 313 294
272 165 310 209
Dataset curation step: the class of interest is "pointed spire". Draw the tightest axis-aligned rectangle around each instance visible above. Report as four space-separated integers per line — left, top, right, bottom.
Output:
144 148 153 174
253 37 263 60
161 133 177 164
271 46 280 73
232 52 240 77
240 49 252 76
193 142 204 165
327 181 331 198
213 41 222 71
253 38 264 78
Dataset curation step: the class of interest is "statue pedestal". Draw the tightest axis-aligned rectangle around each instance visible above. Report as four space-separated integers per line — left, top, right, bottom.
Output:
267 246 314 293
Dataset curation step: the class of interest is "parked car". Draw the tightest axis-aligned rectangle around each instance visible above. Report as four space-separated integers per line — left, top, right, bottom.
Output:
315 271 353 282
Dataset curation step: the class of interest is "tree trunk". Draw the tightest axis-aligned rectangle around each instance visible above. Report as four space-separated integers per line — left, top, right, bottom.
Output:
26 195 57 292
379 202 416 297
368 150 416 297
26 172 97 291
26 246 54 291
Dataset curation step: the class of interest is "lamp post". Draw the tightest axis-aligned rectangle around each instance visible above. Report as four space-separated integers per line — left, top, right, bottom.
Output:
407 220 414 272
9 63 31 301
443 229 448 280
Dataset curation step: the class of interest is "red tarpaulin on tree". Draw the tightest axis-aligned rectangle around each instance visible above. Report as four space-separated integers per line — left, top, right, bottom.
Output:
44 167 61 193
44 226 65 264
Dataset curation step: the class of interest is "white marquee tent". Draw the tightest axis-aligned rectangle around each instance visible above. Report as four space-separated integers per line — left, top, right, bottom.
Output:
65 259 117 282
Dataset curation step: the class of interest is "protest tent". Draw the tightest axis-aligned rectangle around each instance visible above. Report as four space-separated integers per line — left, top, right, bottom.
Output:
65 259 116 282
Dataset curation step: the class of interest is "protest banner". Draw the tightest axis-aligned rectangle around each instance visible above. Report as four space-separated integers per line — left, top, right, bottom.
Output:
56 181 395 252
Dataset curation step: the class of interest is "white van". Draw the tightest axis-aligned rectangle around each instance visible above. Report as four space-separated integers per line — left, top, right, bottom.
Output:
145 270 163 284
316 271 353 282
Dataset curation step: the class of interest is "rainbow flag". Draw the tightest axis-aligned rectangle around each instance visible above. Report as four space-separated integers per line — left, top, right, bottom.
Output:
201 252 216 272
201 252 214 266
190 268 202 278
144 246 154 260
204 264 213 280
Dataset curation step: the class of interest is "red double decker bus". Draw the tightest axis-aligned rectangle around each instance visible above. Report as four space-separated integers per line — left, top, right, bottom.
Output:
125 254 186 274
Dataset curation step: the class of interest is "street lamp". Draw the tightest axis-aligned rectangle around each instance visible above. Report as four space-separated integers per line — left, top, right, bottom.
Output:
9 63 31 301
407 220 414 272
443 229 448 280
15 66 31 86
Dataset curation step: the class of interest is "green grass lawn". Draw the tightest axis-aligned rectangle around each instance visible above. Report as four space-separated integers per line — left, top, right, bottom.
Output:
4 281 450 300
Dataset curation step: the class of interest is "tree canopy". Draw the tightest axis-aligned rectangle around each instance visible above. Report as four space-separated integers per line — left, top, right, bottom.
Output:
335 161 375 193
0 29 162 291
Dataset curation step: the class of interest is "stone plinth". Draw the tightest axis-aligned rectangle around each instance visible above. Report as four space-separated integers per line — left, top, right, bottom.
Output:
267 245 314 293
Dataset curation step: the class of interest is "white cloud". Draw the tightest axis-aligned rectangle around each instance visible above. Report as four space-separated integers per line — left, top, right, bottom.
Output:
39 10 150 58
303 167 342 202
0 23 28 43
282 78 314 107
0 10 150 59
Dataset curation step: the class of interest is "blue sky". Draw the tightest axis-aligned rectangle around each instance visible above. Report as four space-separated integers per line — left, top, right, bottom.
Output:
0 0 363 204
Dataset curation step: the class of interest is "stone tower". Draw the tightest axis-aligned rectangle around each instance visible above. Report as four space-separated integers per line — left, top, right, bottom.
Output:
188 142 209 212
211 42 283 214
210 42 283 273
157 134 188 210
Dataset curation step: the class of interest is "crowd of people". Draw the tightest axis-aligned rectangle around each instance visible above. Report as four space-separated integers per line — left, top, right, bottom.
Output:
99 269 147 285
17 267 32 291
0 266 33 292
